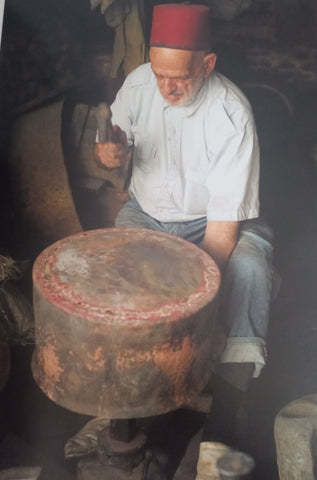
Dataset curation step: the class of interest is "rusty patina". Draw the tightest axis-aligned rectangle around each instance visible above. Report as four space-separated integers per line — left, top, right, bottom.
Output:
32 228 220 418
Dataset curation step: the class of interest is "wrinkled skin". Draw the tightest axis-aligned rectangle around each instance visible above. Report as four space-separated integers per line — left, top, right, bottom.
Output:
149 47 217 106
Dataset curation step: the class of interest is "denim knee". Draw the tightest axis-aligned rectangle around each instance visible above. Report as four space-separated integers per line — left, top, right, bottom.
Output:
115 196 163 230
227 231 274 284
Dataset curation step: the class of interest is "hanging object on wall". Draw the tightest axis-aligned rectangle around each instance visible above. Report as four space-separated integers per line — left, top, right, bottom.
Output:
90 0 147 77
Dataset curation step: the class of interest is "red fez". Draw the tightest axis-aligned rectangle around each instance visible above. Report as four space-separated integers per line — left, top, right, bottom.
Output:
150 3 211 51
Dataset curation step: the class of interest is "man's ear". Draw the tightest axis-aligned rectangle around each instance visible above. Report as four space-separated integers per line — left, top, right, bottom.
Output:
204 53 217 77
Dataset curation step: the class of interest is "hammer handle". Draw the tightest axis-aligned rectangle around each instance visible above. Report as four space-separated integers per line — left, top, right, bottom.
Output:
96 102 116 143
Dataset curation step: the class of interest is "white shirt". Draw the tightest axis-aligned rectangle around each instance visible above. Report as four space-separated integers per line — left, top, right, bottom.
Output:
111 63 260 222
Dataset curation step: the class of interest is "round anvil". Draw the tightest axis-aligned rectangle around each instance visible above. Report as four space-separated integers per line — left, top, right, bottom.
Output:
32 228 221 418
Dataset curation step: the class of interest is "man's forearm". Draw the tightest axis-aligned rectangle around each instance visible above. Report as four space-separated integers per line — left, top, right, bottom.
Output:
203 221 239 271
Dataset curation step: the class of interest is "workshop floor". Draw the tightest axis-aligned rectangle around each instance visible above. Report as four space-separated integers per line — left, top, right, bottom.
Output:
1 9 317 480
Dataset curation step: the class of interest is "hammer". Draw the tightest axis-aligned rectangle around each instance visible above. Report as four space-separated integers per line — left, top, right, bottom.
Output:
95 102 117 143
95 102 128 178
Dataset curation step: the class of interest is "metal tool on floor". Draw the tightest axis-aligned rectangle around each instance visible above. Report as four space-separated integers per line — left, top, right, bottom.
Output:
31 228 221 479
217 451 255 479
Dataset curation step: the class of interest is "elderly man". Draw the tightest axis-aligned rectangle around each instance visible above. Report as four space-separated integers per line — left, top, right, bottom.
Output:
95 3 278 448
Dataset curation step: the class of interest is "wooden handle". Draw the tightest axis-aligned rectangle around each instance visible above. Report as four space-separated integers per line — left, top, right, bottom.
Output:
96 102 116 143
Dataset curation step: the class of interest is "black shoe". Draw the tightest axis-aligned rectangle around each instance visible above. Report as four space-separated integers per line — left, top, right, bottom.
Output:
201 363 256 453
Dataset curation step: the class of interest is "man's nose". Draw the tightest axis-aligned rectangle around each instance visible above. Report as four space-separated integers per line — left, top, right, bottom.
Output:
161 78 176 92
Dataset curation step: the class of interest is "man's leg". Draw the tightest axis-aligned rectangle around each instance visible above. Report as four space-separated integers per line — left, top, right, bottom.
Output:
202 220 280 449
218 221 279 386
115 195 166 231
220 241 269 375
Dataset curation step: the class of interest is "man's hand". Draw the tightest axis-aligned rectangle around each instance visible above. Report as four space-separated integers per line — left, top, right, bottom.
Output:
203 221 239 272
94 125 131 170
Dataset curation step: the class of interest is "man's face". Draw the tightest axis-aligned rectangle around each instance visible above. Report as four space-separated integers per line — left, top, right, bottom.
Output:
150 47 208 107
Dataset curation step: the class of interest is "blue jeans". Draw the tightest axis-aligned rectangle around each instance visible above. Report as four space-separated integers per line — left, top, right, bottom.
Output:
116 195 280 378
